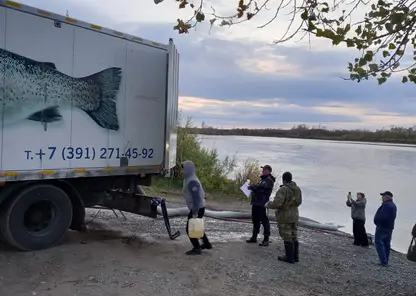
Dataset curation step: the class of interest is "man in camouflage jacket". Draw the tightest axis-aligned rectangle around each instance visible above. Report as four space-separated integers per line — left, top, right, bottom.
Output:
266 171 302 263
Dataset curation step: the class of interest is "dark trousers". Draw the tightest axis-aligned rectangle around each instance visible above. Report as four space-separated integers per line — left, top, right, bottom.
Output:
375 227 393 265
352 219 369 246
251 205 270 237
186 208 210 250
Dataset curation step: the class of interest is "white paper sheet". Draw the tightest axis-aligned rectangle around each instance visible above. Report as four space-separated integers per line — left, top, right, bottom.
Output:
240 181 252 198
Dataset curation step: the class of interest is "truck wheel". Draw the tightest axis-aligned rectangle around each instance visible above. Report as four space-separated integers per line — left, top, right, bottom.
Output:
0 184 73 251
0 204 4 244
0 216 5 244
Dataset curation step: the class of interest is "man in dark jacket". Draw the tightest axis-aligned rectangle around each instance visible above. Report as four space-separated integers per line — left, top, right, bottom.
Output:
246 165 276 246
374 191 397 266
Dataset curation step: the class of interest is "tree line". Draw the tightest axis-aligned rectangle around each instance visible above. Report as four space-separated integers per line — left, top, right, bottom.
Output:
189 124 416 145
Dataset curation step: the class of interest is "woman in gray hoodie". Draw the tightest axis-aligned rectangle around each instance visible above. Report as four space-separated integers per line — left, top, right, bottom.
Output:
346 192 369 247
182 161 212 255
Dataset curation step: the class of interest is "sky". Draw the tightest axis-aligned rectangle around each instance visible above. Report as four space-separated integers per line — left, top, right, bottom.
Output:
13 0 416 130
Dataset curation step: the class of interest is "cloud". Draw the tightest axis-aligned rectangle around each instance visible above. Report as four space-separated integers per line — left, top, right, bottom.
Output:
180 97 416 129
179 96 359 128
15 0 416 130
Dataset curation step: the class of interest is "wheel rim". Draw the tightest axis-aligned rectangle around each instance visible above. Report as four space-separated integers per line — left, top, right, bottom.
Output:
24 200 57 236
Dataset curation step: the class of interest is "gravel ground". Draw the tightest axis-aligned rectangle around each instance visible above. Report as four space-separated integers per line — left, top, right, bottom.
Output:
0 204 415 296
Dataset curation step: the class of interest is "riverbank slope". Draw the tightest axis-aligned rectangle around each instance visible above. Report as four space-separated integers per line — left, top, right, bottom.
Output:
1 188 415 296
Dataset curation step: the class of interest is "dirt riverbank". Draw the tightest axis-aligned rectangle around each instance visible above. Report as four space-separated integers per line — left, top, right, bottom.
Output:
0 192 415 296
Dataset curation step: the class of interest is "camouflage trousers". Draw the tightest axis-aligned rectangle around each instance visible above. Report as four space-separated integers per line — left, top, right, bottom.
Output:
278 222 298 242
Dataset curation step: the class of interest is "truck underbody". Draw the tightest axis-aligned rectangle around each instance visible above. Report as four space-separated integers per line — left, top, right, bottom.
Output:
0 175 180 251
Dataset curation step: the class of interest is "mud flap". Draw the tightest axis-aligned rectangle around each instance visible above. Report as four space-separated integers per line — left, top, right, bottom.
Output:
152 199 180 240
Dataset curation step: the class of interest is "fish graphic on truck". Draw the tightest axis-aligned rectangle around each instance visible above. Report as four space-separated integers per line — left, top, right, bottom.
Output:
0 48 122 131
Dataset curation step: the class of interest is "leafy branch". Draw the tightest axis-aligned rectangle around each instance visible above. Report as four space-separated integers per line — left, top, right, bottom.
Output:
155 0 416 85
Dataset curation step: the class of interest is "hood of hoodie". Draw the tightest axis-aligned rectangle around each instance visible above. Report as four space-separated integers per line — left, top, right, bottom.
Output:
182 160 196 178
181 160 205 211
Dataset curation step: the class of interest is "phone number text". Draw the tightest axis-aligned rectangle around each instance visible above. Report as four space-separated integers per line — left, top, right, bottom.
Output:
24 146 154 161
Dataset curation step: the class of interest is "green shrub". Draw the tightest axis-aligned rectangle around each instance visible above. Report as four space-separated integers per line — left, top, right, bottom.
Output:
233 158 281 194
159 117 236 191
153 116 263 196
234 158 261 186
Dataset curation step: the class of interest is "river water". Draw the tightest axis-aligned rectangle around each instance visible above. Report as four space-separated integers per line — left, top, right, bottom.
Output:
199 135 415 254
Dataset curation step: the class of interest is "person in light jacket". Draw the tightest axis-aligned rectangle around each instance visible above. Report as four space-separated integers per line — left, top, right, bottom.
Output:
182 160 212 255
346 192 369 247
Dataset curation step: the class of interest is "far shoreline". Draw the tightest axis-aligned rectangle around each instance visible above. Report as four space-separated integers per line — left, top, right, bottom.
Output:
198 133 416 148
187 124 416 147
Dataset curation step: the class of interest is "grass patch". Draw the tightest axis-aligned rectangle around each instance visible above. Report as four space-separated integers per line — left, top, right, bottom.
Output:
151 118 265 201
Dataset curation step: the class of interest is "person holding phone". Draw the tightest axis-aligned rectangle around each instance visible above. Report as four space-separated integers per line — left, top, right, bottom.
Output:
346 192 369 247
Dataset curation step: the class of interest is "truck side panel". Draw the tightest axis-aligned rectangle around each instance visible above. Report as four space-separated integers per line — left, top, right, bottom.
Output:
3 8 74 171
0 6 168 174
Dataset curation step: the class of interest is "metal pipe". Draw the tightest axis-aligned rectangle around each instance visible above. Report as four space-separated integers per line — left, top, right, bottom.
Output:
157 206 340 231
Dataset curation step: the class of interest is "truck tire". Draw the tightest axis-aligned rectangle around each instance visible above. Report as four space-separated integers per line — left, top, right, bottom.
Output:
0 184 73 251
0 183 26 245
0 203 5 244
0 217 5 244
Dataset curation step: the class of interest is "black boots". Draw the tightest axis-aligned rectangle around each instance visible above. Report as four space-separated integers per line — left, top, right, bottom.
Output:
247 235 270 246
246 233 258 243
293 240 299 262
278 241 299 263
259 236 270 247
186 244 212 255
201 242 213 250
187 237 212 254
278 242 295 263
186 248 202 255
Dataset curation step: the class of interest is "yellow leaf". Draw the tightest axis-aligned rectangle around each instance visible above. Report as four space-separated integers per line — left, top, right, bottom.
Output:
179 0 187 9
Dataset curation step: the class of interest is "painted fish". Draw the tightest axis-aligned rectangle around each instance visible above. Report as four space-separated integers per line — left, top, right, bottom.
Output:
0 48 122 131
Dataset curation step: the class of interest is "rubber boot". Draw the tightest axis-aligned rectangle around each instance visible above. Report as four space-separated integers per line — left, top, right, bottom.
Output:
201 243 213 250
186 248 202 255
293 240 299 262
246 232 258 243
259 236 269 247
201 237 213 250
278 242 295 263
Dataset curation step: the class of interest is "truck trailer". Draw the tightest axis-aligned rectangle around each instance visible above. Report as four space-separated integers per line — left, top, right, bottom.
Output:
0 0 180 251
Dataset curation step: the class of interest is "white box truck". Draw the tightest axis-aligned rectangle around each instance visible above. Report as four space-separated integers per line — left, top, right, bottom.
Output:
0 0 180 251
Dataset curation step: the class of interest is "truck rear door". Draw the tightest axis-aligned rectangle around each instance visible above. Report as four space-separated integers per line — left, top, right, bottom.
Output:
163 39 179 174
